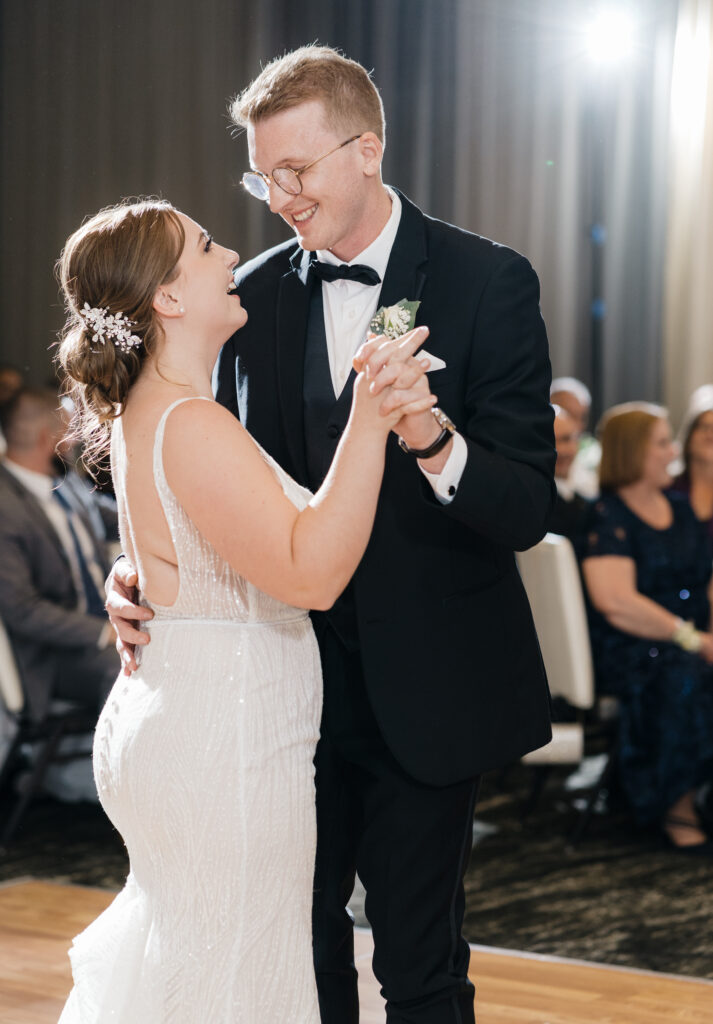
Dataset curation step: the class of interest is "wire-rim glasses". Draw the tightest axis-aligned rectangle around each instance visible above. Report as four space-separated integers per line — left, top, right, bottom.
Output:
241 134 362 201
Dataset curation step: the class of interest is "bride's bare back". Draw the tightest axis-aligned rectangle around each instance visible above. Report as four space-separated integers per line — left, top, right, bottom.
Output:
112 353 428 613
112 388 189 608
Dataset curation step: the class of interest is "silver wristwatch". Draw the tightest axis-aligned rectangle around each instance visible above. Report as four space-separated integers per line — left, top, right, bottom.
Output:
397 407 456 459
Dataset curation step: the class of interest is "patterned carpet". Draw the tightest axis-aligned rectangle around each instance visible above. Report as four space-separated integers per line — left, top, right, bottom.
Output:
1 765 712 980
464 768 713 980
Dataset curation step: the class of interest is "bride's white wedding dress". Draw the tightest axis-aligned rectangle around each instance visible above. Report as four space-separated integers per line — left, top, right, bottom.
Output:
59 398 322 1023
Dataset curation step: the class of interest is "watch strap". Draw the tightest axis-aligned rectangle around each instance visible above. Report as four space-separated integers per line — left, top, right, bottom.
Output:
398 427 452 459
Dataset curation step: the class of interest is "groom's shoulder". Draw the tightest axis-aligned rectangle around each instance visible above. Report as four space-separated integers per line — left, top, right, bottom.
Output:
400 191 530 275
234 239 299 292
426 209 526 271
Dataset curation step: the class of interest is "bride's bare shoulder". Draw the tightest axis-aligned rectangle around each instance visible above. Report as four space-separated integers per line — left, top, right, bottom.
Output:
161 397 264 486
163 396 240 430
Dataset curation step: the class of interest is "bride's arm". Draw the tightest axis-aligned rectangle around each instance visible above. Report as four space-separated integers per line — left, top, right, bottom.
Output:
163 331 434 610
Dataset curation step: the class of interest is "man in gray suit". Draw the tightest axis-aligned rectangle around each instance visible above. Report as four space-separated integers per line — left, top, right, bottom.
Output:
0 388 117 722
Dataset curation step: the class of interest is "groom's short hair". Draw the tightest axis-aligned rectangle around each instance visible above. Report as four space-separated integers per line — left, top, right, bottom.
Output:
230 46 386 144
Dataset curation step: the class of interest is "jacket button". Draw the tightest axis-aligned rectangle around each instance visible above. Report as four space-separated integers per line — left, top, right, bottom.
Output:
327 425 342 439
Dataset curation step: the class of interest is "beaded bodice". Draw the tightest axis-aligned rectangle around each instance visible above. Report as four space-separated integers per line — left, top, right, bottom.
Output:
111 397 313 624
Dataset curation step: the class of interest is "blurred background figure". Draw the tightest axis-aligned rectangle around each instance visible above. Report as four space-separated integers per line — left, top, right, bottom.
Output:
0 363 25 455
670 384 713 541
550 376 600 499
0 388 117 726
55 395 119 545
581 404 713 852
548 403 589 541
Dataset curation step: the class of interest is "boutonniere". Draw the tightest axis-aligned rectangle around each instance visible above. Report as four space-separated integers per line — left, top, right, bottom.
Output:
369 298 421 340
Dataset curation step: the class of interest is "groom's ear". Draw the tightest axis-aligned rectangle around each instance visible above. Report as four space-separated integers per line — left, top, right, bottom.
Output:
152 286 184 319
358 132 383 178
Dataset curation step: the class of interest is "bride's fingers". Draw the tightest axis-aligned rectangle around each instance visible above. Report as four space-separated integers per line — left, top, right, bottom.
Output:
353 333 386 374
363 326 429 380
396 325 430 360
369 356 429 396
383 394 438 420
380 388 436 417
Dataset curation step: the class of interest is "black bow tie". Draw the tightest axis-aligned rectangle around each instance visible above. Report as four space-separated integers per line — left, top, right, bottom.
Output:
310 259 381 287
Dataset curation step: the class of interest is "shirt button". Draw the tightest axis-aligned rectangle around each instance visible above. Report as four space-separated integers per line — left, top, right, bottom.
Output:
327 425 342 439
448 485 456 497
348 309 356 320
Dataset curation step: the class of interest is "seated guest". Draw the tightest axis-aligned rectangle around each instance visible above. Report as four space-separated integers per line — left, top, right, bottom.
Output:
550 376 600 498
0 363 24 455
0 388 117 723
670 384 713 541
57 398 119 544
548 404 589 541
581 403 713 852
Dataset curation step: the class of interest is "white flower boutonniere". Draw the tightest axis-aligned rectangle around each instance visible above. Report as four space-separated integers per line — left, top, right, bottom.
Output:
369 298 421 340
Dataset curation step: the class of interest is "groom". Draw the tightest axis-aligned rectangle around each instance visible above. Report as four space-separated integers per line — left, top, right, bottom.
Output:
111 46 555 1024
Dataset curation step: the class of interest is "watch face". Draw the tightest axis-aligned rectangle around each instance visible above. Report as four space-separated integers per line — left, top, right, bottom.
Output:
433 407 455 432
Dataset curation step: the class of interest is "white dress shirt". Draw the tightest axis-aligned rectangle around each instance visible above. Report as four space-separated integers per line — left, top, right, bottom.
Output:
316 189 467 502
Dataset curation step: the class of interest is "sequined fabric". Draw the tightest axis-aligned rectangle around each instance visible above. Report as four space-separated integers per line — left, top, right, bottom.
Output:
59 398 322 1023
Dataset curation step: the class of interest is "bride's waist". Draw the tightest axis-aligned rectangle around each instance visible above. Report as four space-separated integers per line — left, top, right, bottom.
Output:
146 612 310 629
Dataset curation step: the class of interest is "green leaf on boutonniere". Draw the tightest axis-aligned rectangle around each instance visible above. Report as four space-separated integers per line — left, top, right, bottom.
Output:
369 298 421 340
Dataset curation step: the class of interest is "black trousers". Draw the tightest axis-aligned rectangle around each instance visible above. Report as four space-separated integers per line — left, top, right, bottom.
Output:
313 626 480 1024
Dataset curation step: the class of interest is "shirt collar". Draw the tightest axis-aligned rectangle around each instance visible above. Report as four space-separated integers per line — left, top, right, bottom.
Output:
316 187 402 281
3 457 55 500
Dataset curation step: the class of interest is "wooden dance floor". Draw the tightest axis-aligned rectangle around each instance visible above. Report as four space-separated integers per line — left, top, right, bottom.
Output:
1 880 712 1023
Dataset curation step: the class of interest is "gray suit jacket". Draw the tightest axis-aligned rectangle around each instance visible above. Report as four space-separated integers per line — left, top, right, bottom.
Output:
0 462 110 720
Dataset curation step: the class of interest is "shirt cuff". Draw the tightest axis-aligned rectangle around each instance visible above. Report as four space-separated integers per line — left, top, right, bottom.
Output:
418 431 467 504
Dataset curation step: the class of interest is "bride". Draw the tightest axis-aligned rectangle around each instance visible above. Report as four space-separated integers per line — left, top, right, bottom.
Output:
55 198 434 1023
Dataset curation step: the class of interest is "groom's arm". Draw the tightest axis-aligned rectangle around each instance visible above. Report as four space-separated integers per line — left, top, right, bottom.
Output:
414 252 556 551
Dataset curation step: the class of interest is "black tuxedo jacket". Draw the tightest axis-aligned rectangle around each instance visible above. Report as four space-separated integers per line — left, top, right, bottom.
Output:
548 490 590 544
215 191 555 785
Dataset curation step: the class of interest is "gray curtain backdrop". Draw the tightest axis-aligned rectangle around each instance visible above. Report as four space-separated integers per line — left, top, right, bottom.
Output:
1 0 678 420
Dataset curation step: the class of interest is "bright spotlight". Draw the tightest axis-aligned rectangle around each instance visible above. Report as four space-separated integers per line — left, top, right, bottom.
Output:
586 9 636 64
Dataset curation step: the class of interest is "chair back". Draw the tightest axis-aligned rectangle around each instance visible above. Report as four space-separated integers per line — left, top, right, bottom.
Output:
516 533 594 710
0 617 24 714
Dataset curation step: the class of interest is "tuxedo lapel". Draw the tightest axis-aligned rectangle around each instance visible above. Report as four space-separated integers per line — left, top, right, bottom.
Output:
377 190 428 314
275 248 313 482
326 193 430 434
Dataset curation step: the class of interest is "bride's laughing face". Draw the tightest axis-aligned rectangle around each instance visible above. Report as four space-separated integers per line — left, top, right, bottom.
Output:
172 214 247 339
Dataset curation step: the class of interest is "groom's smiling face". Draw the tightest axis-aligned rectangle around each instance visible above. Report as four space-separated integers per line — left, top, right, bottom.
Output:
247 100 385 263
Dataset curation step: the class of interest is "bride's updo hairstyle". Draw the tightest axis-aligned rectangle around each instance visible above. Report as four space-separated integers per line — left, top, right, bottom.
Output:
56 198 185 471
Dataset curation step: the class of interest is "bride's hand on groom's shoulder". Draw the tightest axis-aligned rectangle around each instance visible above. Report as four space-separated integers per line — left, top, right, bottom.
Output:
104 558 153 675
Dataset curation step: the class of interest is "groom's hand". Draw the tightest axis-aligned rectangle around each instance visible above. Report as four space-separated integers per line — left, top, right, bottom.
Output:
105 558 153 675
354 328 447 458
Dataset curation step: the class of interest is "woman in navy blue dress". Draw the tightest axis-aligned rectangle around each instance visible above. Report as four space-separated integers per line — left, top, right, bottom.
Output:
581 404 713 852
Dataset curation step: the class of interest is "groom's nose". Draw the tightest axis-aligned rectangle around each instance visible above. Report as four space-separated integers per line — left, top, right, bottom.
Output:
267 182 292 215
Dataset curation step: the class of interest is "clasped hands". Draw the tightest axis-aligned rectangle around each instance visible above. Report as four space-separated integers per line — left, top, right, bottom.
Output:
353 326 444 451
106 328 439 675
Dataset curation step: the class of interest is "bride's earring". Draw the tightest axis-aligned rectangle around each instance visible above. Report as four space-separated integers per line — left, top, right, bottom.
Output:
179 307 185 313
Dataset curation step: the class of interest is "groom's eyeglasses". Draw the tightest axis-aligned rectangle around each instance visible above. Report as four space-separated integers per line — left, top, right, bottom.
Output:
241 135 362 201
